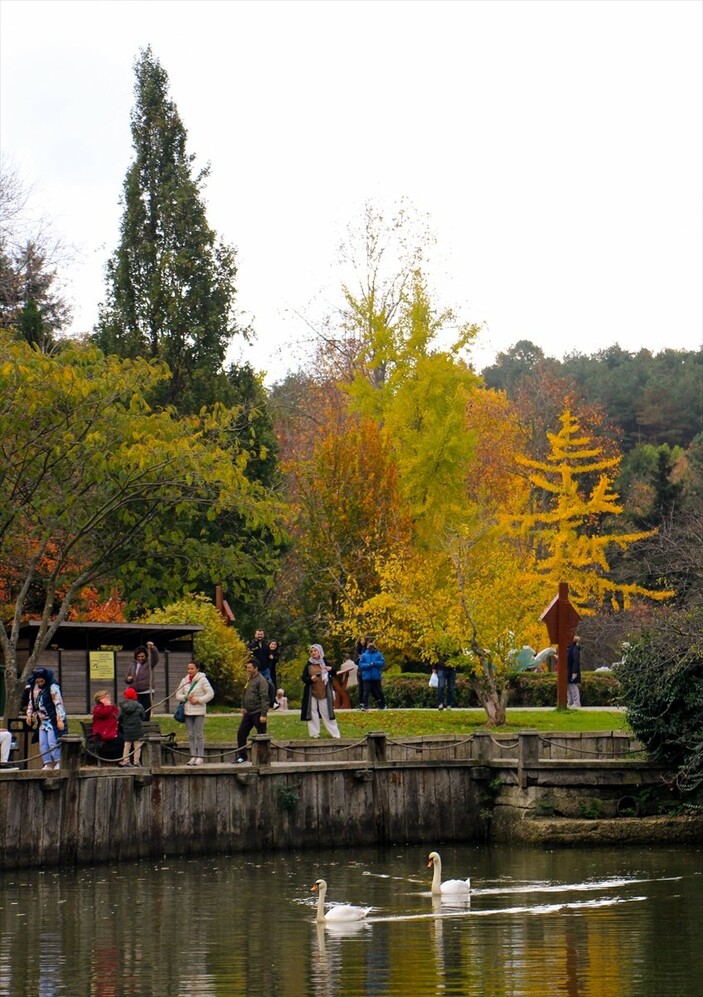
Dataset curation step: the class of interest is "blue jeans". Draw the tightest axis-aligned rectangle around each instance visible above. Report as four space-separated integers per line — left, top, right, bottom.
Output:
438 669 455 707
39 721 61 764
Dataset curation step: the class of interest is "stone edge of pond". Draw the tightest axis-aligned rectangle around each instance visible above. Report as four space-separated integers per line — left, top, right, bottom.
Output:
494 814 703 846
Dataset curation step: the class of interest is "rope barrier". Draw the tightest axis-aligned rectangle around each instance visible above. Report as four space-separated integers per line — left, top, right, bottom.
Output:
489 736 520 749
3 746 49 766
385 735 475 753
537 734 642 758
269 736 369 757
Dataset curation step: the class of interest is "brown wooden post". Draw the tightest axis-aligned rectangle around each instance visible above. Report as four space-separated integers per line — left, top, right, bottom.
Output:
472 731 493 762
540 582 581 709
555 583 568 708
142 733 162 772
61 734 83 776
251 734 271 767
367 731 387 765
518 730 540 789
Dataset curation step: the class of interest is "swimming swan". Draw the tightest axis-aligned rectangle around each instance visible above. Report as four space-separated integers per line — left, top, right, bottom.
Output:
427 851 471 896
311 879 373 922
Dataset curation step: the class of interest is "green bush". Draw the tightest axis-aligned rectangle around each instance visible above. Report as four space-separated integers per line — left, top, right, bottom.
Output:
382 674 481 708
510 673 558 706
616 609 703 793
275 664 621 711
143 594 250 705
510 671 621 706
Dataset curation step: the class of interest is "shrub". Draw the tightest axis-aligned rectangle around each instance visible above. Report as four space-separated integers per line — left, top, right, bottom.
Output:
616 608 703 794
510 673 559 706
143 594 249 705
382 674 481 709
280 664 622 711
502 671 621 707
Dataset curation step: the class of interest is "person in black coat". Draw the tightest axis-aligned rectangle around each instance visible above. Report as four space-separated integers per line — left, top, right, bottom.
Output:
567 636 582 708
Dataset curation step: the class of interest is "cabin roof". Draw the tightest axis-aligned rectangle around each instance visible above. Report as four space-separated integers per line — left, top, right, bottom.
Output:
20 620 203 651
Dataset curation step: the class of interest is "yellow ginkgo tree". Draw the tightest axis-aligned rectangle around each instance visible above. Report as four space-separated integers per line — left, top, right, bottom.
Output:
333 511 547 725
505 409 674 613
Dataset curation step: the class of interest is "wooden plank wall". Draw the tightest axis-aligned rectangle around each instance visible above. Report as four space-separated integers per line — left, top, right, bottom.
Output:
0 763 483 869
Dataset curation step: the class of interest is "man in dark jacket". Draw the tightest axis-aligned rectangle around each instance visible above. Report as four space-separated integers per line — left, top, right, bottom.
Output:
235 659 269 763
248 628 275 707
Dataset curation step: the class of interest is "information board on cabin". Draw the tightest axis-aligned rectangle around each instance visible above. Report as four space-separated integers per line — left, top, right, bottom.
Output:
89 651 115 680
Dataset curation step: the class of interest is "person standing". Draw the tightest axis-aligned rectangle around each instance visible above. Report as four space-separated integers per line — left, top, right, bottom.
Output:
354 636 368 709
235 659 269 763
175 660 214 766
118 687 146 766
300 643 340 739
267 640 281 707
358 638 386 710
437 659 456 710
248 628 274 706
567 635 582 708
125 641 159 719
26 667 68 770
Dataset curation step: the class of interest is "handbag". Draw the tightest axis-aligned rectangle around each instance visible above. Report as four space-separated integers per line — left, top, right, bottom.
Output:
174 676 199 722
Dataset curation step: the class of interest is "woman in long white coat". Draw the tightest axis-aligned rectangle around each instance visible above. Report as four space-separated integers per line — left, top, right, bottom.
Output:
175 660 215 765
300 644 340 739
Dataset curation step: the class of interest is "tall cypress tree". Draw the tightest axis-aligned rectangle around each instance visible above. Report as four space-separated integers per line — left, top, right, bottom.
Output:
94 49 285 620
95 47 240 412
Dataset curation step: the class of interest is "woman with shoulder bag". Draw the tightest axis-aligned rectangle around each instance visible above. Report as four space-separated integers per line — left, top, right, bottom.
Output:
175 660 214 766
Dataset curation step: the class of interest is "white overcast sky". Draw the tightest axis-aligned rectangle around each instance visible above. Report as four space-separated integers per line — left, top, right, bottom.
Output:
1 0 701 382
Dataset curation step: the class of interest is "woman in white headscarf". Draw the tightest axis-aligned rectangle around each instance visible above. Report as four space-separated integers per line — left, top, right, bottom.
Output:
300 643 340 739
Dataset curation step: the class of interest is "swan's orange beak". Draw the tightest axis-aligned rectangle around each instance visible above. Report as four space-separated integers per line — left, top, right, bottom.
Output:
311 882 320 892
427 858 433 868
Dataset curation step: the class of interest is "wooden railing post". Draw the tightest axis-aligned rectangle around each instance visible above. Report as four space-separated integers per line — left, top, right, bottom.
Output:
518 731 540 789
60 734 83 776
472 731 493 762
142 733 162 773
367 731 387 765
251 734 271 767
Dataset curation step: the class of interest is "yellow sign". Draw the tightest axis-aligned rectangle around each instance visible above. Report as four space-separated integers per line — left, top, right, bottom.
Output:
89 651 115 680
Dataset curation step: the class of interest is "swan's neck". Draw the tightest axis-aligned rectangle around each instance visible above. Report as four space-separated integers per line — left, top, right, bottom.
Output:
431 856 442 894
316 885 327 922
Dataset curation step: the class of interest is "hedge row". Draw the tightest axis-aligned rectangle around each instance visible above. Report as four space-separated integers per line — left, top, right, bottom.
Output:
360 671 621 709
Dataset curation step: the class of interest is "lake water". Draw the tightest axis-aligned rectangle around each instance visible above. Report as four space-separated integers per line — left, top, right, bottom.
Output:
1 843 701 996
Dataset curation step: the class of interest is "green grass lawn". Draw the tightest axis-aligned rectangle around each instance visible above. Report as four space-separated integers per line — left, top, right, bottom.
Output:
153 707 632 743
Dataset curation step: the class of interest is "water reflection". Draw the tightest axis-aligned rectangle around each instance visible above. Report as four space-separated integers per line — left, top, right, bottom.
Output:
1 845 701 996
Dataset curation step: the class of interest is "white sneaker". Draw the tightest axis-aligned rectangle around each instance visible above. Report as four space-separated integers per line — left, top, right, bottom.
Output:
187 758 196 766
42 763 52 770
194 757 204 766
53 762 61 769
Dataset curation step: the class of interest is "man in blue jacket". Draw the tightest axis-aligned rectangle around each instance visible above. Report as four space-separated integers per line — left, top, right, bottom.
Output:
358 638 386 710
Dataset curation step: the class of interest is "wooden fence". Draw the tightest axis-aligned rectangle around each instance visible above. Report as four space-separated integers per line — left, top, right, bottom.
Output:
0 731 671 870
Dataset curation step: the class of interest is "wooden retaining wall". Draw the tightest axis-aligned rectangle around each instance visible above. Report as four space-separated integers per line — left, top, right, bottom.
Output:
0 734 482 869
0 731 681 870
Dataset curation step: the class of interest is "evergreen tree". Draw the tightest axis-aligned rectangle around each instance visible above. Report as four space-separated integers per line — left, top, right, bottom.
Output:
94 47 241 413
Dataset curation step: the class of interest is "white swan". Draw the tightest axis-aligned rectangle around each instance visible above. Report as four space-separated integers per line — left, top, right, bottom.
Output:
427 851 471 896
311 879 373 923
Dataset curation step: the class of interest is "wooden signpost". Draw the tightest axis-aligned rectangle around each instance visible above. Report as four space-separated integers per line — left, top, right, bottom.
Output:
540 582 581 709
